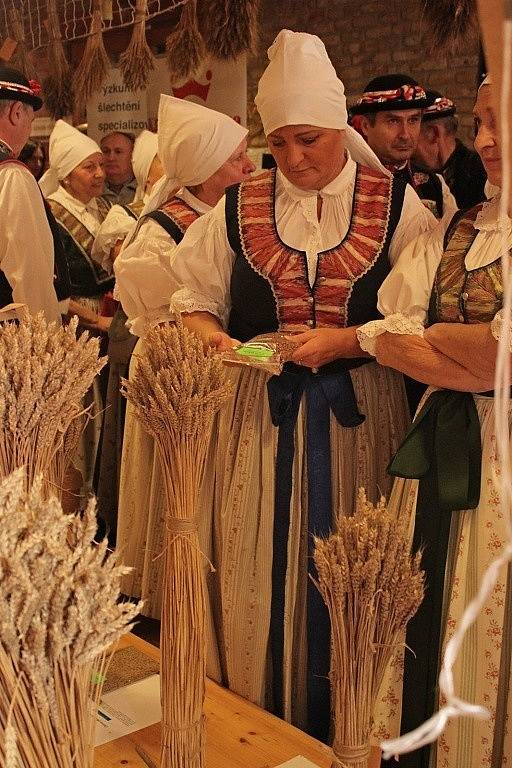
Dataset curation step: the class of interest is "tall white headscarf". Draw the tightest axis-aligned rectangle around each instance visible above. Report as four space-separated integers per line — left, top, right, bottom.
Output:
142 95 248 215
39 119 102 198
255 30 390 177
132 130 159 203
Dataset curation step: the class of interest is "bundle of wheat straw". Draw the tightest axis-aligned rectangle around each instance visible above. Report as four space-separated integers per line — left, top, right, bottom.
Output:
313 489 424 768
122 316 231 768
73 0 110 111
0 311 104 497
201 0 260 59
0 468 141 768
119 0 155 91
43 0 74 119
166 0 205 81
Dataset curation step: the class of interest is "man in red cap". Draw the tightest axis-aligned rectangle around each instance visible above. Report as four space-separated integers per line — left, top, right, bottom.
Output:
351 74 457 220
414 89 487 209
0 65 65 322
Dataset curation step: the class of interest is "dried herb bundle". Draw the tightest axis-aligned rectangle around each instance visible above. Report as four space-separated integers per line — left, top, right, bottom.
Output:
313 490 425 768
166 0 205 82
73 0 110 111
43 0 74 119
122 316 231 768
8 7 35 79
0 311 104 497
422 0 477 48
0 468 140 768
119 0 156 91
201 0 260 59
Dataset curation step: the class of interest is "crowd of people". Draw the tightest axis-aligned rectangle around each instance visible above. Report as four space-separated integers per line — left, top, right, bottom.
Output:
0 24 508 767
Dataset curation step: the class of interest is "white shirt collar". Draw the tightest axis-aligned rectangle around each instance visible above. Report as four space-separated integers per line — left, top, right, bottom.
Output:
51 184 100 218
474 193 511 234
177 186 212 215
277 152 357 201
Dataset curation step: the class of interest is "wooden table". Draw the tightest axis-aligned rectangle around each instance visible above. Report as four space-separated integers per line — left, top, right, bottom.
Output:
95 633 380 768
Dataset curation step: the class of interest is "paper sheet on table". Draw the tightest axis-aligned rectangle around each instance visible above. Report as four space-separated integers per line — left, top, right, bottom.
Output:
94 673 161 746
275 758 322 768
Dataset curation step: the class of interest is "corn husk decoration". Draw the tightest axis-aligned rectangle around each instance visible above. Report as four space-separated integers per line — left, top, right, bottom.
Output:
119 0 155 91
122 316 232 768
422 0 477 48
0 468 141 768
166 0 205 82
73 0 110 111
0 311 104 498
201 0 260 59
43 0 74 119
313 489 425 768
8 7 35 79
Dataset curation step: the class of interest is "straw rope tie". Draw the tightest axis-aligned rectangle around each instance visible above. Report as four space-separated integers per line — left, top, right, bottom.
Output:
167 517 198 535
333 741 371 761
162 714 206 737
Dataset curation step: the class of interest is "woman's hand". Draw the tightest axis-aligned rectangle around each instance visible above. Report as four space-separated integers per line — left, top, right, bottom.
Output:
290 327 364 368
208 331 240 352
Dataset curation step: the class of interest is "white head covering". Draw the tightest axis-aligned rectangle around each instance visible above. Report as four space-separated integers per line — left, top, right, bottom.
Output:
143 95 248 215
132 130 159 203
255 30 389 176
39 119 101 197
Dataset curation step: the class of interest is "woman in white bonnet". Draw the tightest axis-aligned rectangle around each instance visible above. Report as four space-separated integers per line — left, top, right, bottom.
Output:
357 77 512 768
114 94 254 612
169 30 437 744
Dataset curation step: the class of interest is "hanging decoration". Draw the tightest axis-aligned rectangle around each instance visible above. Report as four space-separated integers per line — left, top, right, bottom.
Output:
119 0 156 91
122 316 232 768
7 6 34 78
165 0 205 82
43 0 74 119
73 0 111 111
201 0 260 60
422 0 477 47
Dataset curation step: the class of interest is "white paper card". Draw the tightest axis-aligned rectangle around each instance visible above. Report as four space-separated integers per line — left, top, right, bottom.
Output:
275 758 322 768
94 674 161 746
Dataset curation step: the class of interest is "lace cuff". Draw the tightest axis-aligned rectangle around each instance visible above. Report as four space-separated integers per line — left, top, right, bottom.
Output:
170 288 228 328
357 313 425 356
490 309 512 352
128 308 175 339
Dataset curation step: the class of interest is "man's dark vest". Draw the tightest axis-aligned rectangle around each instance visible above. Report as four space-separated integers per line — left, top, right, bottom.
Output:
395 162 444 219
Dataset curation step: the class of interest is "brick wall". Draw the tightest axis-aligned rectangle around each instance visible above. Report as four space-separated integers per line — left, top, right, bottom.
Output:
247 0 480 147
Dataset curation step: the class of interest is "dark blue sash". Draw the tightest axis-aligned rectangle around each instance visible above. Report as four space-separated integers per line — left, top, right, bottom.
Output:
267 363 365 741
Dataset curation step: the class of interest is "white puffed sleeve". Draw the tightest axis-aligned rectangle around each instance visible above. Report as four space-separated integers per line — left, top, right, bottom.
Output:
357 216 448 355
439 174 458 223
169 197 235 329
387 184 438 265
92 205 136 273
114 217 180 337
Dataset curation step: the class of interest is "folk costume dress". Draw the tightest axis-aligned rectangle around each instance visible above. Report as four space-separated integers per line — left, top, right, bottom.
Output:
358 194 512 767
114 188 209 567
169 153 435 740
114 93 249 611
93 131 160 537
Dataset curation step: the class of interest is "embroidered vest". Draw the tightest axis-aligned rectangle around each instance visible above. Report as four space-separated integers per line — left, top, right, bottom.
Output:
428 204 503 325
145 196 200 244
48 197 114 298
120 199 145 221
226 166 406 343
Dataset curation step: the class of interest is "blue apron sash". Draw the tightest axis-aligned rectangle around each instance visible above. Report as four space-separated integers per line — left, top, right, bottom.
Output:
267 363 365 741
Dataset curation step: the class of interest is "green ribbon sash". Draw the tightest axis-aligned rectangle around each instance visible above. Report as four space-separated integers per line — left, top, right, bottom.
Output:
388 390 482 511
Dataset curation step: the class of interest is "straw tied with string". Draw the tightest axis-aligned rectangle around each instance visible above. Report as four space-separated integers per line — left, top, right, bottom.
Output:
121 316 232 768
